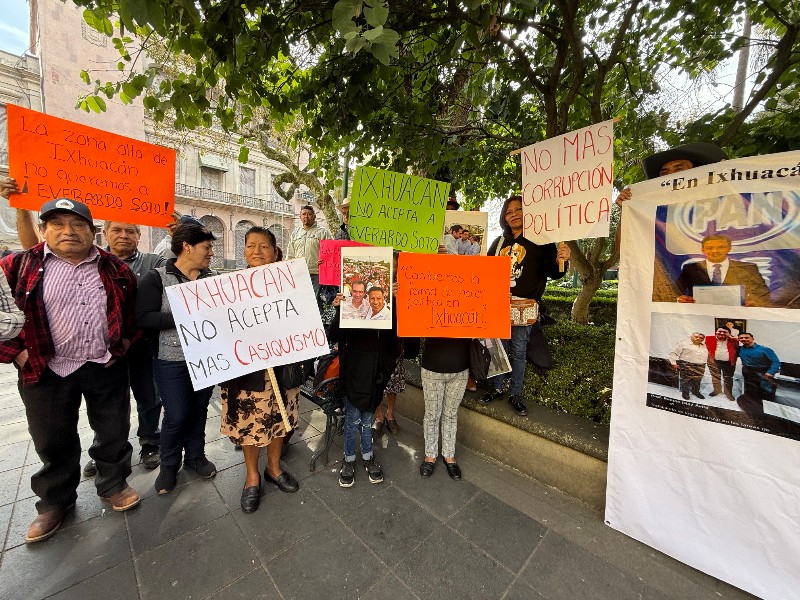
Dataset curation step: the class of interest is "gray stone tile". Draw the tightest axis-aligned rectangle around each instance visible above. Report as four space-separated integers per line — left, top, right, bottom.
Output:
304 460 389 516
233 486 336 561
344 484 439 568
395 523 514 600
0 502 12 552
370 434 425 478
135 515 257 600
205 568 282 600
503 580 547 600
393 462 480 520
0 440 29 473
268 519 386 600
360 572 417 600
47 561 139 600
0 514 131 600
279 441 329 485
0 407 25 427
520 531 642 600
449 491 547 573
0 467 21 507
203 436 247 473
126 477 229 554
0 421 31 446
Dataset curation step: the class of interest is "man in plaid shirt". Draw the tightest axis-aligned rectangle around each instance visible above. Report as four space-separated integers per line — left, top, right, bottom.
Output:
0 198 141 543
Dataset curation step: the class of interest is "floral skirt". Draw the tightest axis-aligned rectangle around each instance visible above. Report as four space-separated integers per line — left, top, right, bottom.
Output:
220 373 300 447
384 354 406 395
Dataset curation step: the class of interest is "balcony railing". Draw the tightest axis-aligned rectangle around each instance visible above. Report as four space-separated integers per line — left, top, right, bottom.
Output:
175 183 293 214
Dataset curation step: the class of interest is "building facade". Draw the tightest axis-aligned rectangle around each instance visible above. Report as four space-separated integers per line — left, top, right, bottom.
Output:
0 0 336 263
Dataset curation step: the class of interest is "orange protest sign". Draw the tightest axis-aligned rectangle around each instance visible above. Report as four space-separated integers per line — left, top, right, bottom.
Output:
397 253 511 339
6 104 176 227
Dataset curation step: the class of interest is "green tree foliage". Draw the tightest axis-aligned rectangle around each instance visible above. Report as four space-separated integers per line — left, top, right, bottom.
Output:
73 0 800 321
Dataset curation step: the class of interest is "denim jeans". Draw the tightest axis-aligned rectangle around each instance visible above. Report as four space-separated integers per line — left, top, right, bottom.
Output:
489 324 533 397
153 359 214 468
343 397 374 462
21 361 132 512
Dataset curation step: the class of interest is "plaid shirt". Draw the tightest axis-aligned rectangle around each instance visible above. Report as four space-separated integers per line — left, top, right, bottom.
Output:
0 242 139 385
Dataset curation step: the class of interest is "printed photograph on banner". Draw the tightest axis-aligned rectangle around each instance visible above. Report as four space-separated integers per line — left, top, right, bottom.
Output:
646 311 800 441
651 191 800 308
441 210 489 255
340 246 393 329
484 338 512 378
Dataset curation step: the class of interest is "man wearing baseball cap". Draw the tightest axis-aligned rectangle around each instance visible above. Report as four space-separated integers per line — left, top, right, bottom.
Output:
0 198 141 543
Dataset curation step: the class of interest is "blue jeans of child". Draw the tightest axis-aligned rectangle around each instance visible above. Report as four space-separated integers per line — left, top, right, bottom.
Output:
489 324 532 397
343 397 374 462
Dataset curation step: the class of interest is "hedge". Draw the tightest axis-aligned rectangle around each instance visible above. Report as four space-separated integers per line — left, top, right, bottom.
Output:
540 294 618 327
521 321 615 424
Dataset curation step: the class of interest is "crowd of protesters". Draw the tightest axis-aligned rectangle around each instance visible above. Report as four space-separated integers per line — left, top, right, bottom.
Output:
0 170 577 542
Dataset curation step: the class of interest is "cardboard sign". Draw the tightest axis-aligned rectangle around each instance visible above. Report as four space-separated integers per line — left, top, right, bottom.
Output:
6 104 175 227
520 120 614 244
396 253 511 338
340 246 394 330
165 259 329 390
349 166 449 253
318 239 371 285
442 210 489 256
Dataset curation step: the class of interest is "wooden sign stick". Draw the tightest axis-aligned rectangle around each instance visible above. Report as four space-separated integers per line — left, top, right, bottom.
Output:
557 242 568 271
267 367 293 432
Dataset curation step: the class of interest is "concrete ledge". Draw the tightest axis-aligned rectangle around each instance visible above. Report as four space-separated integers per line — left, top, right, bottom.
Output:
398 363 609 510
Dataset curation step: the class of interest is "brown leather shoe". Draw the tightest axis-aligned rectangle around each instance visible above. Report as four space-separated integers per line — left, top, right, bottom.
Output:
102 486 141 512
25 504 74 543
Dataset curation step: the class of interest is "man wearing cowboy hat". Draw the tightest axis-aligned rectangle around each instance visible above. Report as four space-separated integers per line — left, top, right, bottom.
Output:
335 197 351 240
0 198 141 543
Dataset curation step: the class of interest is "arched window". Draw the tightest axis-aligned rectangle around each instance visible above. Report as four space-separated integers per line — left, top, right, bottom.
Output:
267 224 288 256
235 220 257 268
200 215 225 269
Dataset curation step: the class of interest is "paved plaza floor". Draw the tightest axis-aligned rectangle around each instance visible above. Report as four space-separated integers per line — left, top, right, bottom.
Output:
0 363 755 600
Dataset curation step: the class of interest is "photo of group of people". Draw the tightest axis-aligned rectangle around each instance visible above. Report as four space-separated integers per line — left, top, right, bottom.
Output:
651 191 800 308
442 210 488 256
339 246 394 329
646 312 800 440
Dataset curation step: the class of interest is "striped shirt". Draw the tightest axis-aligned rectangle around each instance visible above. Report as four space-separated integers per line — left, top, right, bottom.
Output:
42 245 111 376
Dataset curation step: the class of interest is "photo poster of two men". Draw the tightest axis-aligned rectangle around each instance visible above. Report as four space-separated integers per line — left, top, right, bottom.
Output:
339 246 394 330
606 150 800 600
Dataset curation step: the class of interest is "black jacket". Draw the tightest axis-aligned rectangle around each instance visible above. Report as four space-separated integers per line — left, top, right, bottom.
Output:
328 308 421 411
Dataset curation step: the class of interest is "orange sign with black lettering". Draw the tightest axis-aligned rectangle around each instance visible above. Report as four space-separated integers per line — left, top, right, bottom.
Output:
6 104 175 227
397 253 511 338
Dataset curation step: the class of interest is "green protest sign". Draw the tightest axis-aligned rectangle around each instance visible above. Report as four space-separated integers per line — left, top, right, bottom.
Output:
349 166 450 253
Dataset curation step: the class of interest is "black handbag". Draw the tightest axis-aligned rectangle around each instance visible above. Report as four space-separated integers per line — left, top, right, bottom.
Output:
470 339 492 381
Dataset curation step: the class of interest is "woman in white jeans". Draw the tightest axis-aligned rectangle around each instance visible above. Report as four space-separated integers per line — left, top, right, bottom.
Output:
419 337 472 479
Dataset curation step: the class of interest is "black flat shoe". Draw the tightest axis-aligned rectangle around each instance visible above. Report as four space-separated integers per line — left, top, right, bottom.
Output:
419 460 435 478
240 484 261 513
264 469 299 493
442 458 462 480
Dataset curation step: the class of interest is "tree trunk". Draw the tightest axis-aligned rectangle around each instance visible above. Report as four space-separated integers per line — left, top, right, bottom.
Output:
570 271 604 325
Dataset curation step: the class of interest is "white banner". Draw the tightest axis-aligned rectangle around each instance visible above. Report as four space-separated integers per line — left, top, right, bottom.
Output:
165 259 329 390
520 120 614 244
606 151 800 599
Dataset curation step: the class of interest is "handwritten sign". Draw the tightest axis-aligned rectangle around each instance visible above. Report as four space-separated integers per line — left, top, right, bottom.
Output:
165 259 329 390
319 239 370 285
396 253 511 338
349 166 449 253
520 120 614 244
6 104 176 227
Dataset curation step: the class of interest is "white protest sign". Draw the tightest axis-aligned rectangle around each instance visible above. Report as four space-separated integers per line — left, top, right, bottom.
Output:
165 258 329 390
520 120 614 244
